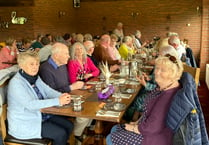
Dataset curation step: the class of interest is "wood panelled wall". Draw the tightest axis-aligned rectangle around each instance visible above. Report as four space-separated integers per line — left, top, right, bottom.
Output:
0 0 208 80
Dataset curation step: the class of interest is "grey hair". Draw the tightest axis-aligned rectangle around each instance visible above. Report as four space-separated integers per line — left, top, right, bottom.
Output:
123 36 132 43
167 32 179 37
84 33 93 41
117 22 123 27
168 36 180 45
17 50 40 66
83 40 94 52
51 42 68 55
70 42 87 62
135 30 141 36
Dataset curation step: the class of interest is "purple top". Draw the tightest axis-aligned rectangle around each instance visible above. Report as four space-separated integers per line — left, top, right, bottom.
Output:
111 86 180 145
67 57 100 83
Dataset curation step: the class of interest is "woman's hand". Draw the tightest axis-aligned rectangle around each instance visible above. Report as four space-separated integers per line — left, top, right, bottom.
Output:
136 75 146 87
142 72 150 81
59 93 71 106
125 123 140 134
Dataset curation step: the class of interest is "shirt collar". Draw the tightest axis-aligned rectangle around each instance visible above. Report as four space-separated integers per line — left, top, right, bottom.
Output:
48 57 59 69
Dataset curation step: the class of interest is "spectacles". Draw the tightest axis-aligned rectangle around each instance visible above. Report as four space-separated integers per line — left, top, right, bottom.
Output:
165 54 178 64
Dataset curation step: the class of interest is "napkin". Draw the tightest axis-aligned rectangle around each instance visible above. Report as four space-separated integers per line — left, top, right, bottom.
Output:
96 110 121 117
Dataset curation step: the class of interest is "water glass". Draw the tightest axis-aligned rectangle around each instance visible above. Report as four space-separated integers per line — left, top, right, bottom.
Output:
73 96 82 112
113 81 121 102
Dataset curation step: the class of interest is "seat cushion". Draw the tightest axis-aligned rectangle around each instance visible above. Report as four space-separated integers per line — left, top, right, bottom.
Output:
5 134 52 145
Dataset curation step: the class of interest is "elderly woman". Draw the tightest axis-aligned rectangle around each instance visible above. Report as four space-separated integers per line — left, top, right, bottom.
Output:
106 54 183 145
124 45 179 121
68 42 100 83
7 51 73 145
0 37 18 70
118 35 135 60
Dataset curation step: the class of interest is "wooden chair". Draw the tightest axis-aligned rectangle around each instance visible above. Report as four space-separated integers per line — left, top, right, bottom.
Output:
0 104 52 145
183 64 200 87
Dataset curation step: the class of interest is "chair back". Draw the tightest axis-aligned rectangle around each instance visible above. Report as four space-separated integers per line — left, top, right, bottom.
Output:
183 64 200 87
1 104 7 142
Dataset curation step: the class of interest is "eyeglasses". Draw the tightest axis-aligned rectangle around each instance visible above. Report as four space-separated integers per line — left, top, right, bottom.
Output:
165 54 178 64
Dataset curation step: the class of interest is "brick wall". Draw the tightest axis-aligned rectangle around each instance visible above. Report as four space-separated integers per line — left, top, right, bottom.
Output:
200 0 209 80
0 0 208 80
0 0 77 41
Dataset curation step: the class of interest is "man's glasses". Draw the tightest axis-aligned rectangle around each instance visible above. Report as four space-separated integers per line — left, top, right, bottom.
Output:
165 54 178 64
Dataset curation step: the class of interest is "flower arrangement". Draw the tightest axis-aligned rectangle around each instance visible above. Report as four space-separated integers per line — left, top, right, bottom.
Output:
99 61 112 84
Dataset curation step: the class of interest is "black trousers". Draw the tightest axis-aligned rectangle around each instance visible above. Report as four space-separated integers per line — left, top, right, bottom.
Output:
41 115 74 145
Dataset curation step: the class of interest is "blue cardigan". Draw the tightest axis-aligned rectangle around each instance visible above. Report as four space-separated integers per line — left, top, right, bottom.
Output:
166 72 209 145
7 72 61 139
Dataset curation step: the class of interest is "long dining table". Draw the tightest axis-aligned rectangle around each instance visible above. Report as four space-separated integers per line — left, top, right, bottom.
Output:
42 75 142 145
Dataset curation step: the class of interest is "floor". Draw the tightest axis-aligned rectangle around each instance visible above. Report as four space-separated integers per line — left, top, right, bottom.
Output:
197 81 209 134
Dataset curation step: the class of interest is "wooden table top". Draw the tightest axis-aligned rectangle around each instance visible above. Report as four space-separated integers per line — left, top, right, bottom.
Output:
42 77 142 123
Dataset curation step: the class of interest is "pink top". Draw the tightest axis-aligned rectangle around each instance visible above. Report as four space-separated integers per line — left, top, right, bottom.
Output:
0 46 17 70
67 57 100 83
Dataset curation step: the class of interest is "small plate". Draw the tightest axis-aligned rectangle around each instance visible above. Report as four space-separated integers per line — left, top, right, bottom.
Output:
103 102 126 112
113 103 126 111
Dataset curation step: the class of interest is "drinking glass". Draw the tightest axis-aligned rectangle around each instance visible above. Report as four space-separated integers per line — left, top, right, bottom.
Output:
113 80 121 103
73 96 82 112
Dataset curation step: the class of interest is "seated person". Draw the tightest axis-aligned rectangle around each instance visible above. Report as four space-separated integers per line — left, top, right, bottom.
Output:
38 36 52 63
109 34 121 60
118 36 135 60
7 50 73 145
0 37 18 70
106 54 183 145
125 45 179 121
83 40 99 67
68 42 100 83
134 30 148 49
31 34 44 51
18 37 33 52
39 42 89 142
93 34 120 65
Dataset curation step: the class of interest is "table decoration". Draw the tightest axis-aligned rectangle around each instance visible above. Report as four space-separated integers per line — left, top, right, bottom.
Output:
99 61 112 85
97 84 114 100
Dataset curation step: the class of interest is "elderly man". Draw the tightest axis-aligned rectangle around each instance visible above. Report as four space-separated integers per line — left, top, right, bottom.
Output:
93 34 120 72
93 34 120 65
168 35 186 60
83 40 98 67
39 42 90 142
